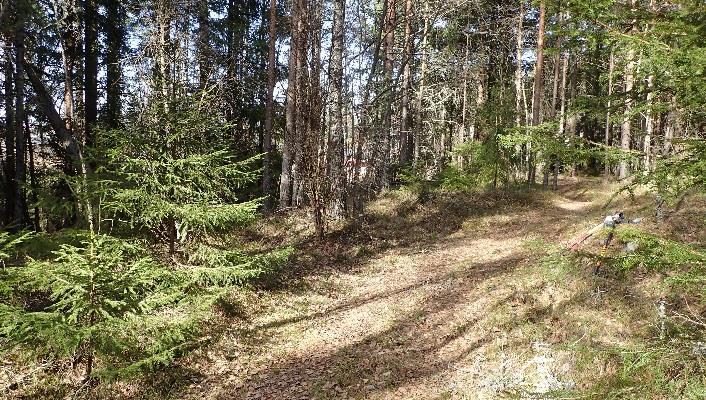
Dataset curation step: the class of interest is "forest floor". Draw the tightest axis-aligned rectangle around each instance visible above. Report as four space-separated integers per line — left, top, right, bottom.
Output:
59 178 706 399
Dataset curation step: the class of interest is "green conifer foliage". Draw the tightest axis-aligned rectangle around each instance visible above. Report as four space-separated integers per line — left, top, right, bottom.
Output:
98 91 263 251
0 90 292 382
0 234 196 379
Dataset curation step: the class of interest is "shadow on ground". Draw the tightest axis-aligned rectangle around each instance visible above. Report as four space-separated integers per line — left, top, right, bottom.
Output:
98 178 659 400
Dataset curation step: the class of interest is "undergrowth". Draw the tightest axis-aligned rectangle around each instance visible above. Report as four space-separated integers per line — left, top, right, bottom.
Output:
561 225 706 398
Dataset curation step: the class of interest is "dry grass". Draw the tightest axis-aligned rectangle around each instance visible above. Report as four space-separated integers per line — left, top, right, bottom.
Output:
5 177 704 399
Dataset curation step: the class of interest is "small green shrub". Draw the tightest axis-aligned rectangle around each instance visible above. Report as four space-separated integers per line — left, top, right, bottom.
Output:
0 234 195 380
185 243 293 286
612 226 706 273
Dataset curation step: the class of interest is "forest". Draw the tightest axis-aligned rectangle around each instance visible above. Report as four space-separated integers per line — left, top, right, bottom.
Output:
0 0 705 398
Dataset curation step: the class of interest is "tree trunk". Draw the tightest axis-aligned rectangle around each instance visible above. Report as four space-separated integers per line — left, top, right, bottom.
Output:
456 33 469 166
399 0 413 165
262 0 276 211
604 48 614 176
279 0 300 209
550 3 562 119
555 48 569 187
104 0 124 128
14 25 28 227
157 2 171 107
643 0 656 173
528 0 546 185
414 1 430 166
328 0 345 217
377 0 396 189
558 54 568 137
514 1 524 181
25 117 40 230
352 0 386 214
25 64 82 169
60 0 78 140
84 0 98 148
514 1 523 129
292 0 308 207
3 42 16 225
662 96 676 156
197 0 210 88
308 0 325 237
545 10 568 188
618 0 637 180
618 51 635 180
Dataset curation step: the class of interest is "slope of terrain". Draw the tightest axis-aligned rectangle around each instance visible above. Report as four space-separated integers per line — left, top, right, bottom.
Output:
18 178 706 399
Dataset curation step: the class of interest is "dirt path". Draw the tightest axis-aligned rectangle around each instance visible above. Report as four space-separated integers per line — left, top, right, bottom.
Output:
168 180 650 400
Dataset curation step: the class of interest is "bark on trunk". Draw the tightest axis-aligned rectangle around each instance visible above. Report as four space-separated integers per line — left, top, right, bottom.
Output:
308 0 325 237
618 0 637 180
4 43 16 225
104 0 124 128
263 0 276 211
528 0 546 185
197 1 210 88
643 0 656 173
25 63 82 169
618 49 635 180
351 0 387 214
414 1 430 166
376 0 396 189
25 117 40 230
279 0 300 208
399 0 413 165
604 49 614 176
14 27 29 227
514 2 523 128
328 0 346 217
84 0 98 148
292 0 308 207
60 0 78 139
